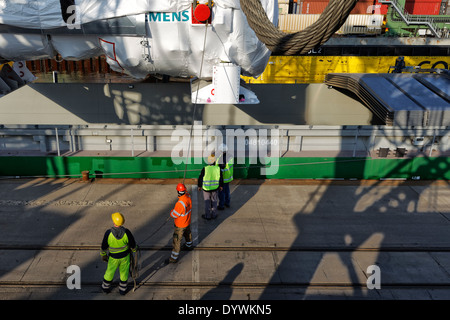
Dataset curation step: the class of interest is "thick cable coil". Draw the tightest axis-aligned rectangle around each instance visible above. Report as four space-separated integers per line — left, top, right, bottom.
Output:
240 0 358 55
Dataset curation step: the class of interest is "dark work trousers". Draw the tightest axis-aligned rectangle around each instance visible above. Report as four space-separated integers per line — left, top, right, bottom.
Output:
171 225 192 261
203 189 218 219
218 183 231 209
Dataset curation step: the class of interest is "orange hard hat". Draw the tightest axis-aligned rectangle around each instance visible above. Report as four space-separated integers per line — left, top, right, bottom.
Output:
176 183 187 192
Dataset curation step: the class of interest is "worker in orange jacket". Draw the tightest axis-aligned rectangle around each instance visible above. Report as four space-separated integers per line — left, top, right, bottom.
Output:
169 183 193 263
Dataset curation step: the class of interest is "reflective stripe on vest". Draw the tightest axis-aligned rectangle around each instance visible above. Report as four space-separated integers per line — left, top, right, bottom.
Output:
171 199 192 218
216 155 233 183
107 232 129 254
171 195 192 228
222 158 234 183
203 166 220 191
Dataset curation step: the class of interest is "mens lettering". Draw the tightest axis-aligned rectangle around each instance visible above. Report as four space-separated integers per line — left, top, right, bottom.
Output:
147 11 190 22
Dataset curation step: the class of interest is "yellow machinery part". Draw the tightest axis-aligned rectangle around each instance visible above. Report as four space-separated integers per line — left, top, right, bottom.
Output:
242 56 450 84
0 61 14 70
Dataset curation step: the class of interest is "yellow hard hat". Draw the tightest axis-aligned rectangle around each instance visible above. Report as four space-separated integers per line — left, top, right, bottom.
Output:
112 212 125 226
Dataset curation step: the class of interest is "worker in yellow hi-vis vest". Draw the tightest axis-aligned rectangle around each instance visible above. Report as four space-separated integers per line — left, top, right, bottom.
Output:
198 155 223 220
100 212 137 295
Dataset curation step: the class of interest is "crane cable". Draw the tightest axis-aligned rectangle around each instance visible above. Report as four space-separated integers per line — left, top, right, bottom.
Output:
240 0 358 55
182 21 210 185
129 19 211 288
183 0 357 181
130 19 211 292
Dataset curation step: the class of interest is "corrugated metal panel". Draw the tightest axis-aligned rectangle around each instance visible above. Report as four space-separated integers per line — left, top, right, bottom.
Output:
389 74 449 126
278 14 384 35
278 14 318 32
405 0 442 15
324 73 450 127
294 1 388 15
351 1 389 14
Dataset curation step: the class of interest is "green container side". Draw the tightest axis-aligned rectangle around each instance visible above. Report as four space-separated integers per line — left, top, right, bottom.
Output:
0 156 448 180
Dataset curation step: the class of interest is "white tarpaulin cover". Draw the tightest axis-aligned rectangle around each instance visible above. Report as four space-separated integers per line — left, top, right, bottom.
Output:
0 0 246 28
0 0 277 79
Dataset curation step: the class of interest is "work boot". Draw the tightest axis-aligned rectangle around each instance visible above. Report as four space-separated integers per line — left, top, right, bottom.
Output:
101 279 112 294
119 281 129 296
101 286 111 294
182 244 193 251
169 257 178 263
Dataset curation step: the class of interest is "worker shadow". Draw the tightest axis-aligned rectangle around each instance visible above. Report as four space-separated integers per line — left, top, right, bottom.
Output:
195 181 262 248
201 262 244 300
134 249 170 291
257 159 450 299
193 181 264 299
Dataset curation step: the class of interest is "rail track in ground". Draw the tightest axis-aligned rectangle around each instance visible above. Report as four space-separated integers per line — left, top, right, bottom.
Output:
1 245 449 293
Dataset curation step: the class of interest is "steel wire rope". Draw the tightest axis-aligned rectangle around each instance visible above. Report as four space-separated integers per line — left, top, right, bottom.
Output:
239 0 358 55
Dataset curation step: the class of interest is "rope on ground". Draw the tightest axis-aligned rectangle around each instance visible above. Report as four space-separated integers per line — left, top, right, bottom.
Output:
129 246 141 292
240 0 358 55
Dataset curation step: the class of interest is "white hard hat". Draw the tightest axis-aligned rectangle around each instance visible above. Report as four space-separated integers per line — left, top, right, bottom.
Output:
207 155 216 164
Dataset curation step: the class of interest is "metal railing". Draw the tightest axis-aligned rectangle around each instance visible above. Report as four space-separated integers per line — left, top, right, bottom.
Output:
0 124 449 157
380 0 448 38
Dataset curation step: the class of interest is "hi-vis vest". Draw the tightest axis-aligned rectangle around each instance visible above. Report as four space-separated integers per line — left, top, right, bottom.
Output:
202 165 221 191
107 232 130 257
216 156 234 183
170 194 192 228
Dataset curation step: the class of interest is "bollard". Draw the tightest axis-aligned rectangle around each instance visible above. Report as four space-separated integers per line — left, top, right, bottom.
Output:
81 170 90 182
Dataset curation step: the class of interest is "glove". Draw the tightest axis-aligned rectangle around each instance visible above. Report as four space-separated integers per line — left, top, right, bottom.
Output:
100 251 109 262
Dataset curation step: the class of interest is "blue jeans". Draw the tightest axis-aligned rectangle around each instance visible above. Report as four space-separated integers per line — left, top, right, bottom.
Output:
218 183 230 208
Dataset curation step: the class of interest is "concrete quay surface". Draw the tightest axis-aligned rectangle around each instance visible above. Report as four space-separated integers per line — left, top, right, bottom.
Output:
0 178 449 300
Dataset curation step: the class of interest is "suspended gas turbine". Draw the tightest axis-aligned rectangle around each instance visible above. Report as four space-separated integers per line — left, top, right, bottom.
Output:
0 0 278 104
